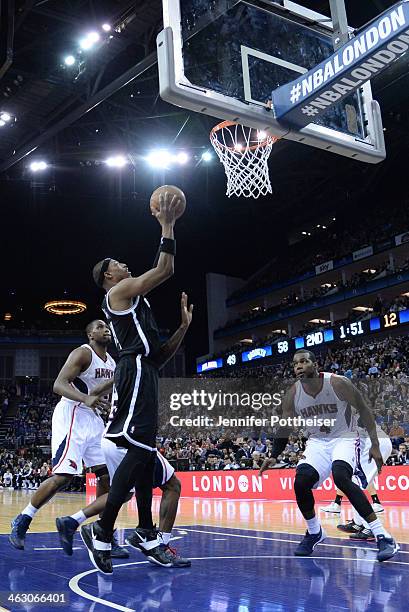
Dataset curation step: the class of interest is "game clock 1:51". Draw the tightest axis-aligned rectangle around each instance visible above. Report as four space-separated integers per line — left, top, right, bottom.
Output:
339 321 364 339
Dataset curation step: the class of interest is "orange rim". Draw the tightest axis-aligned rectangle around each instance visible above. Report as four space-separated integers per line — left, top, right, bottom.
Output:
210 120 280 152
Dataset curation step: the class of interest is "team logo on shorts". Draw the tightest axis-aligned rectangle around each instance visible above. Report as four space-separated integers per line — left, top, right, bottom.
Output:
68 459 78 470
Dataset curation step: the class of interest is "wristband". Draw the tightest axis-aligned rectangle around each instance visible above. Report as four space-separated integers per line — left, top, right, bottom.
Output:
160 237 176 256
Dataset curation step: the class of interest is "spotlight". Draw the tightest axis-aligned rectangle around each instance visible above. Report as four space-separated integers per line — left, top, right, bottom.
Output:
105 155 127 168
87 31 100 43
0 120 5 127
175 151 189 165
201 151 212 162
29 161 48 172
64 55 76 66
257 130 267 140
102 23 111 32
80 31 100 50
0 112 11 122
146 150 172 169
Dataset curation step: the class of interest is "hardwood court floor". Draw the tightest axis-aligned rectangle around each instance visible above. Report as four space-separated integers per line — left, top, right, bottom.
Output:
0 488 407 544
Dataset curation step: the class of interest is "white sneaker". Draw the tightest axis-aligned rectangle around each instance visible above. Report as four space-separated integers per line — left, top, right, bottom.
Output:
321 502 341 513
372 502 384 513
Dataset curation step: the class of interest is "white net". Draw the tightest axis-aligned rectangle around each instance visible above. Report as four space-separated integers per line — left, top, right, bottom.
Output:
210 122 279 199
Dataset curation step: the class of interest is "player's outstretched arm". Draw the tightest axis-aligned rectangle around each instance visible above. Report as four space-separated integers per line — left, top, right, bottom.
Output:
112 192 179 300
152 292 193 369
332 376 383 472
53 348 110 411
259 386 296 475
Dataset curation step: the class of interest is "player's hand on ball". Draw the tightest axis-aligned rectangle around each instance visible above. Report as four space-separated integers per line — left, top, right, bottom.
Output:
181 292 193 329
154 191 179 226
259 457 276 476
369 444 383 474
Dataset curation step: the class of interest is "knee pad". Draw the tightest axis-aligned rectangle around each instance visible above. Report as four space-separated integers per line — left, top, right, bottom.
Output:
294 464 319 492
332 460 353 489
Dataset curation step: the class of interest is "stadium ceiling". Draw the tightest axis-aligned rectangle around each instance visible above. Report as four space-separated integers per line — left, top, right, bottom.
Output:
0 0 408 204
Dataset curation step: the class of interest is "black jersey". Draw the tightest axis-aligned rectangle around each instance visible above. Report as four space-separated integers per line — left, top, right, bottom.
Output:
102 290 161 358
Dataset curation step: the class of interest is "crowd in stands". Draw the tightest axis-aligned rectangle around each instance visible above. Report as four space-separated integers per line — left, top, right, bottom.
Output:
229 196 409 301
221 259 409 334
9 393 54 448
0 446 52 490
156 431 409 472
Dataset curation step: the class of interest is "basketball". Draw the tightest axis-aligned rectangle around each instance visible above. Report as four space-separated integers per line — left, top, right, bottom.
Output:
150 185 186 220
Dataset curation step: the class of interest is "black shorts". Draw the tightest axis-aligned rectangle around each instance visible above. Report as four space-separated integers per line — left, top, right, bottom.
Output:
105 354 158 450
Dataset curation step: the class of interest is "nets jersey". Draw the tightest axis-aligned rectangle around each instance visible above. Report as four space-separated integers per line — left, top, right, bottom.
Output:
294 372 357 439
102 290 161 358
62 344 115 405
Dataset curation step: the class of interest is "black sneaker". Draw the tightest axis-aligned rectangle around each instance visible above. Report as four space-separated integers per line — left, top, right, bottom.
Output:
9 514 32 550
126 528 172 567
80 522 113 574
111 531 129 559
376 535 400 562
294 527 326 556
160 544 191 568
349 528 375 542
56 516 78 556
126 527 158 555
337 520 362 534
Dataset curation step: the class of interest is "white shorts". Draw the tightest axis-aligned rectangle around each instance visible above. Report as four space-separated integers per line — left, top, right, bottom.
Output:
353 436 392 489
52 401 105 475
297 436 358 487
101 438 175 488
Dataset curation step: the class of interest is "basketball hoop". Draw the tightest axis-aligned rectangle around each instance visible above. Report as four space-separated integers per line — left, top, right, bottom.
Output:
210 121 280 199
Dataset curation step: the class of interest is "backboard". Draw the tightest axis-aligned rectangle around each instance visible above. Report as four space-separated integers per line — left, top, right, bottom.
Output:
158 0 385 163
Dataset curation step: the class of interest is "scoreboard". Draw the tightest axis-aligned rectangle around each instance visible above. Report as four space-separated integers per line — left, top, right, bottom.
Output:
197 310 409 373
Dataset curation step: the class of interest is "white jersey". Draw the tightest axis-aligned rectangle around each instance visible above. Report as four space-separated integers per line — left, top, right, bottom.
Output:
52 344 114 474
294 372 357 439
62 343 115 407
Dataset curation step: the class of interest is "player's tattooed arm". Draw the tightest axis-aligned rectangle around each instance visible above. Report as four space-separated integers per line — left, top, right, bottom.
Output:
259 385 296 475
53 347 110 411
332 376 383 472
152 292 193 369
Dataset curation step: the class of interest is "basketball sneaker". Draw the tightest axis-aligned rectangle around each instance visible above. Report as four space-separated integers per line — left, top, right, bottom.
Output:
126 527 175 567
372 502 385 513
56 516 78 556
349 528 375 542
376 535 400 562
9 514 32 550
337 520 362 534
320 502 341 513
158 543 191 568
294 527 327 556
80 522 112 574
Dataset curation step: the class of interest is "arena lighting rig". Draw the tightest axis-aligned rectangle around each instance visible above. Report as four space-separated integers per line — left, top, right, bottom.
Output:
44 300 87 316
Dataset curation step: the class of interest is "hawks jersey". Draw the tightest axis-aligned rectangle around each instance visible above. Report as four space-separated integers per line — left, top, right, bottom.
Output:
63 344 115 405
102 290 161 358
294 372 357 439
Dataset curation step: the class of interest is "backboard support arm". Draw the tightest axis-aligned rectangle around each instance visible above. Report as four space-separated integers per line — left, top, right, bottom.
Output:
329 0 350 49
